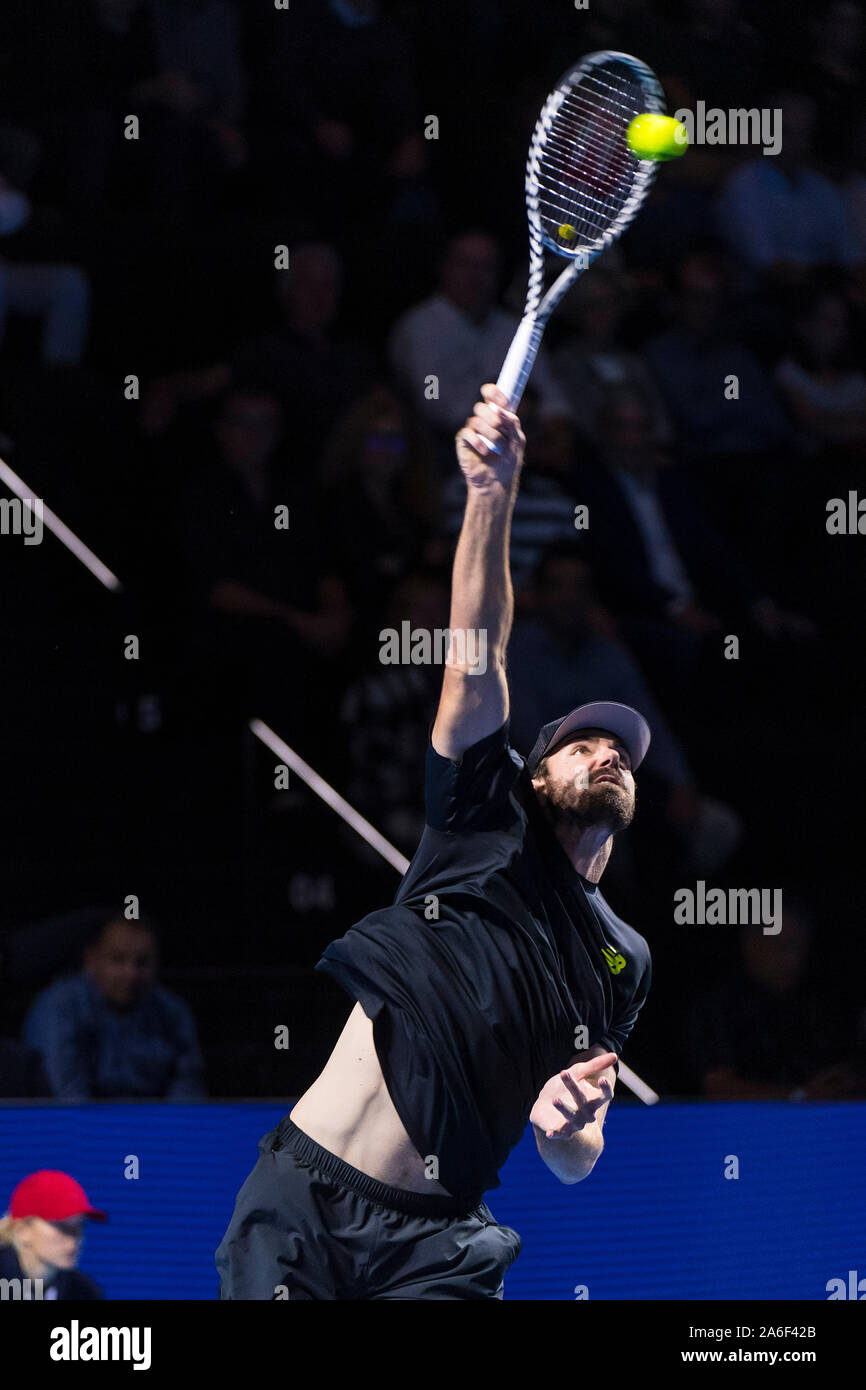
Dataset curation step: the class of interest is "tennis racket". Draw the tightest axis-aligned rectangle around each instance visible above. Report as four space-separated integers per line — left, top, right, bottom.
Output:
495 50 665 413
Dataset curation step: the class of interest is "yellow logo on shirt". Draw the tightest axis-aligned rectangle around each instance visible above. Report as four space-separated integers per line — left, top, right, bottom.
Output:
602 947 627 975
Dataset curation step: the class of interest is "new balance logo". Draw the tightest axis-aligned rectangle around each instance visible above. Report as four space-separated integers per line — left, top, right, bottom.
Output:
602 947 626 975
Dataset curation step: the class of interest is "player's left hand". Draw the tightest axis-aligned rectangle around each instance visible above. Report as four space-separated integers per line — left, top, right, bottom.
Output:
530 1052 617 1140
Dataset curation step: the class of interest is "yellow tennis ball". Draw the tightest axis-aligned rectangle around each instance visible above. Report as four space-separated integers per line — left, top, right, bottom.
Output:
558 223 577 240
626 113 688 161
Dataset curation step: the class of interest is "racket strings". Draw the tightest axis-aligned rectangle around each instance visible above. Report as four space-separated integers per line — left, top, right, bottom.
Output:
534 62 650 254
540 123 637 239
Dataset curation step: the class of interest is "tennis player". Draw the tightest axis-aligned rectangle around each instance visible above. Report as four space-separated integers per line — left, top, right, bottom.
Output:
216 383 652 1299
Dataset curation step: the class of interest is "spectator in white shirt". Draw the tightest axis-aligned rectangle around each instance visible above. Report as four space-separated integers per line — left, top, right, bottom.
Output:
552 266 673 448
387 229 570 447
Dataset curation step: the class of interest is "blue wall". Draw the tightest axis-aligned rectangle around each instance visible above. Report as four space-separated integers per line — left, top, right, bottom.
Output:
1 1102 863 1300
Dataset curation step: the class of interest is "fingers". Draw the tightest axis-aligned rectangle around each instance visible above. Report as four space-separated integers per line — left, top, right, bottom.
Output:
549 1093 606 1137
481 383 510 409
569 1052 618 1081
551 1062 614 1135
553 1084 606 1121
471 401 502 434
559 1071 589 1107
455 385 525 466
468 400 521 444
455 426 490 459
560 1070 611 1108
466 408 500 452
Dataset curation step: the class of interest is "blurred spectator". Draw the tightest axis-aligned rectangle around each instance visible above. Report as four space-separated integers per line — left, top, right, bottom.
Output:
388 229 570 452
143 243 375 462
0 1171 105 1299
118 0 246 225
22 915 205 1100
841 111 866 258
552 267 673 447
339 565 450 852
0 940 49 1096
180 386 352 736
615 152 721 282
642 248 797 561
121 0 247 224
508 541 742 877
438 388 585 588
687 899 866 1098
145 0 245 126
575 387 814 704
248 0 425 224
320 385 439 627
796 1 865 178
230 244 376 463
716 90 864 286
11 0 242 227
774 288 866 454
656 0 766 112
642 249 791 465
0 174 90 366
1 0 154 217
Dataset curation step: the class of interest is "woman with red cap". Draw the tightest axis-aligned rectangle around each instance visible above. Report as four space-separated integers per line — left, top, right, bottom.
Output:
0 1170 105 1299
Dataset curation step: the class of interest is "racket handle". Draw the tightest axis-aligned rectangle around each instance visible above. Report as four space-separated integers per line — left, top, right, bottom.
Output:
496 315 544 412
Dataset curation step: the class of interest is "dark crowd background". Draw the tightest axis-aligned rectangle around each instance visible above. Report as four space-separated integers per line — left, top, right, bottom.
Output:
1 0 865 1107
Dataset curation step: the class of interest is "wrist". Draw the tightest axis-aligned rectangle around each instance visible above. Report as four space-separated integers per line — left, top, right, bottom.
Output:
464 471 520 505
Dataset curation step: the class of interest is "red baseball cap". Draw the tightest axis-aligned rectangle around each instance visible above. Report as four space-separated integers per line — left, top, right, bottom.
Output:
8 1171 107 1223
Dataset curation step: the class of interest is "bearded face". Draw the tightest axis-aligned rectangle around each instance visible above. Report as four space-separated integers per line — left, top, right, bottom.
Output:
531 730 636 834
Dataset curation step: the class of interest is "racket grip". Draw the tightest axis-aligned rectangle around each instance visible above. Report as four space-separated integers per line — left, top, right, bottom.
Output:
495 315 544 412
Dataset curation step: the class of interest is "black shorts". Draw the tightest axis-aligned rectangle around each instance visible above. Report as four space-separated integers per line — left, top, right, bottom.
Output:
215 1114 522 1300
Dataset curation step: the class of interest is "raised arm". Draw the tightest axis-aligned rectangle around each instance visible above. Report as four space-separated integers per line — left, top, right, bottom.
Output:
431 384 526 762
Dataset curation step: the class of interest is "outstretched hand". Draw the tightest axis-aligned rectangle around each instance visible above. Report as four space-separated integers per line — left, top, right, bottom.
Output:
455 384 526 492
530 1052 617 1140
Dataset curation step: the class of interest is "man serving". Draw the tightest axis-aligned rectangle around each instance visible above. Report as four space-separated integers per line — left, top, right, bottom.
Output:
216 383 652 1300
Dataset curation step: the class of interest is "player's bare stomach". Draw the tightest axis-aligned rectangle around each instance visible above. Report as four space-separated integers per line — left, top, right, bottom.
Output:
289 1001 453 1196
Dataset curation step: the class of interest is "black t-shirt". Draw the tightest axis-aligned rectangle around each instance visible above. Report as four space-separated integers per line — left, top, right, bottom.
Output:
315 720 651 1203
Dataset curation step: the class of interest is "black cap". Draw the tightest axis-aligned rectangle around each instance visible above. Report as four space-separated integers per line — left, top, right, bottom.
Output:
525 701 651 775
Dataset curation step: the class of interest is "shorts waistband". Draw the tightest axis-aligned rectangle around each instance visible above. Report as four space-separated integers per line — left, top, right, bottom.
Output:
275 1116 485 1219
